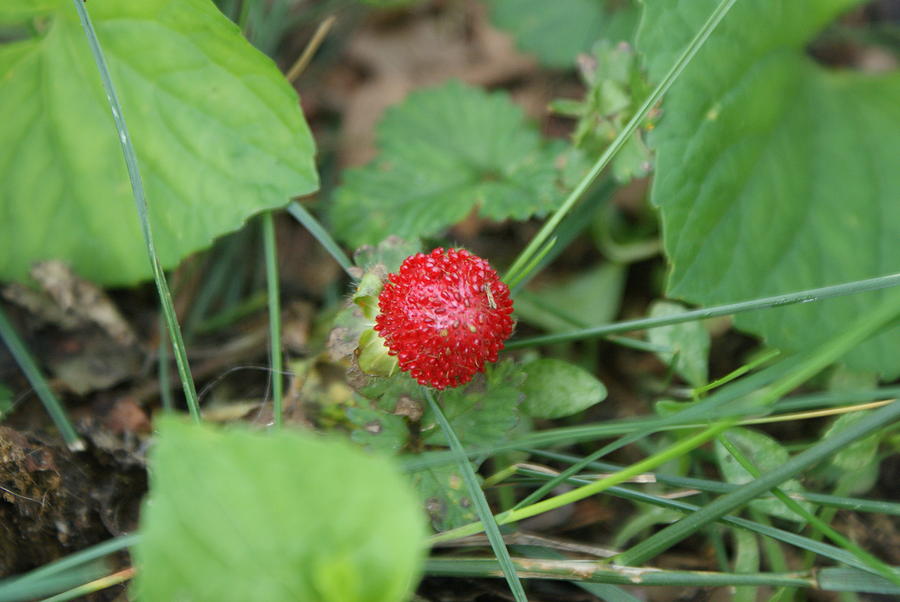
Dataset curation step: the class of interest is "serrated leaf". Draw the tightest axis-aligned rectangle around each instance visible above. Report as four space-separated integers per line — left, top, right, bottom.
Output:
647 301 710 387
410 463 479 532
0 0 317 285
133 418 425 602
715 428 815 522
637 0 900 376
331 81 564 248
520 358 607 419
422 360 524 448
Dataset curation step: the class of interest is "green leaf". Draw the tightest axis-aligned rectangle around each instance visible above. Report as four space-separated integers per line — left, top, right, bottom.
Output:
133 418 425 602
715 428 815 522
422 360 524 448
637 0 900 376
520 358 607 419
410 463 480 532
0 0 317 285
347 395 410 455
331 81 564 248
647 301 710 387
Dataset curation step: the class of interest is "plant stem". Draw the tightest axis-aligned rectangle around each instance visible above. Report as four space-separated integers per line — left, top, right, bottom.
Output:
426 558 816 589
718 434 900 585
425 390 527 601
0 307 83 450
507 272 900 348
503 0 738 285
615 400 900 567
286 201 354 277
429 420 735 544
262 212 284 427
72 0 200 421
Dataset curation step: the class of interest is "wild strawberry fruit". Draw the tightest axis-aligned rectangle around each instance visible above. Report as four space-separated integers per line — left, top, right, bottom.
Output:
374 248 514 390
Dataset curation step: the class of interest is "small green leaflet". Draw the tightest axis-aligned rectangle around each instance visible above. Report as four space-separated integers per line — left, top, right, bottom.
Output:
331 81 565 249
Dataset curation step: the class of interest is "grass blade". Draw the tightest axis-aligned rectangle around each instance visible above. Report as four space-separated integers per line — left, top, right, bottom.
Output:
615 400 900 567
262 212 284 427
512 466 879 573
504 0 737 284
426 557 815 589
507 272 900 349
0 308 83 450
72 0 200 421
718 433 900 585
287 201 354 277
526 449 900 516
424 389 527 602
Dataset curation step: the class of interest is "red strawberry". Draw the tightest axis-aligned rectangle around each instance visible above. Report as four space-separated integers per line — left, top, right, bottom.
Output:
374 248 514 389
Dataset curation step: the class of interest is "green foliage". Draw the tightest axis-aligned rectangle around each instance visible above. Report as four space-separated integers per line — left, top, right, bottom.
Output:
346 394 410 454
486 0 638 69
331 81 566 248
133 418 425 602
821 411 882 494
411 463 480 531
637 0 900 376
647 301 710 387
520 358 607 419
715 428 815 522
0 0 317 285
422 360 525 448
550 40 653 183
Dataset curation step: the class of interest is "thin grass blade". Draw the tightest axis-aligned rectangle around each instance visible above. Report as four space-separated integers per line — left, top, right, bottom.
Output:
425 389 527 602
71 0 200 421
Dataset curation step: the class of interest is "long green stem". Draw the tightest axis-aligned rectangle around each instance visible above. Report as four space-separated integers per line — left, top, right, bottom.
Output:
526 449 900 516
425 390 527 601
510 466 876 573
503 0 737 284
429 420 735 544
262 212 283 427
286 201 354 277
506 272 900 349
72 0 200 421
718 435 900 585
615 400 900 567
427 558 815 589
0 308 82 449
425 559 900 594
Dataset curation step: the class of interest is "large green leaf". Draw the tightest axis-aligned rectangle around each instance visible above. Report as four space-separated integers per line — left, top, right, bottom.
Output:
133 418 425 601
637 0 900 375
0 0 317 285
331 81 564 248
